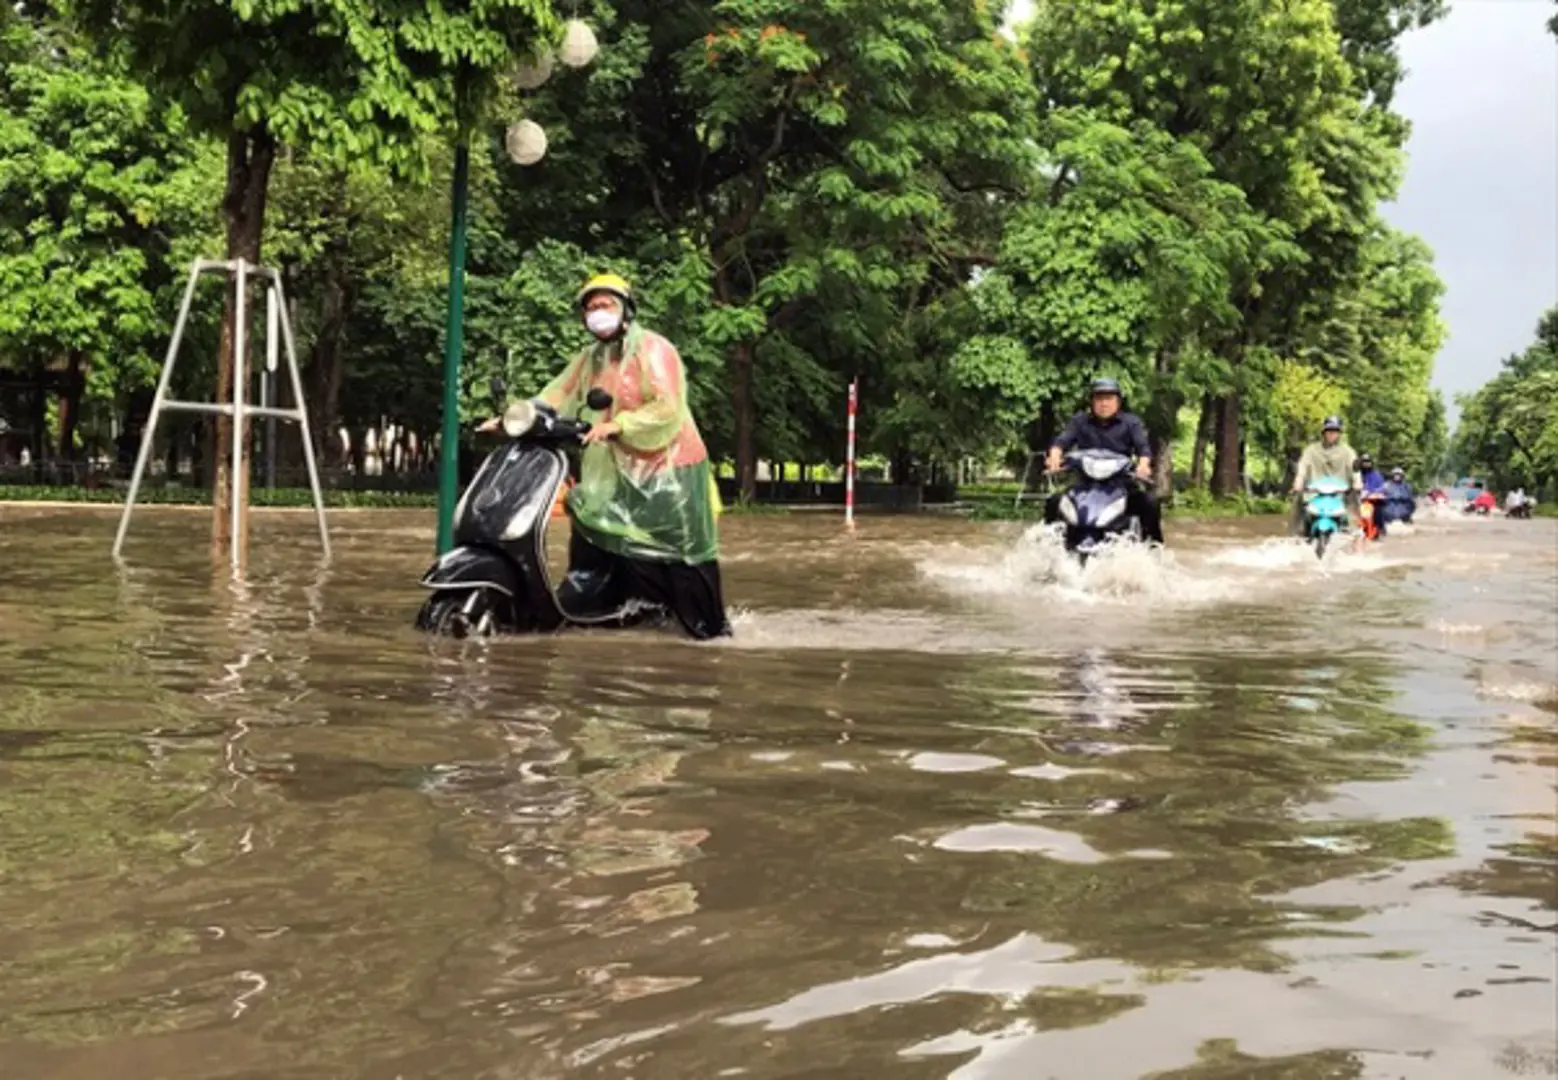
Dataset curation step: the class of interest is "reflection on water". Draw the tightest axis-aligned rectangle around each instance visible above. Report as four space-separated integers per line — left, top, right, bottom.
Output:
0 506 1553 1079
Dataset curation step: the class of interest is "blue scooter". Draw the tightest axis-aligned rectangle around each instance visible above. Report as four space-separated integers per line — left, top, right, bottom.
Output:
1302 477 1351 557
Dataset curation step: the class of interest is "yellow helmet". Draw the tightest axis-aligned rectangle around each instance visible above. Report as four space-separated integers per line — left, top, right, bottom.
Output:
576 273 634 314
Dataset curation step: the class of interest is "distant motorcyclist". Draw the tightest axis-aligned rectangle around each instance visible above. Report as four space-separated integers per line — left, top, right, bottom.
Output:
1357 454 1385 494
1043 377 1164 545
1380 467 1416 525
1290 416 1359 536
1354 452 1388 538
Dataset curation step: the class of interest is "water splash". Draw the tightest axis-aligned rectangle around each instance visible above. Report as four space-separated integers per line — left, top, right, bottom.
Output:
923 524 1407 609
922 525 1231 606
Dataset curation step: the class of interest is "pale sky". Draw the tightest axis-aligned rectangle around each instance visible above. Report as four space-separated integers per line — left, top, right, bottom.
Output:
1387 0 1557 420
1002 0 1558 424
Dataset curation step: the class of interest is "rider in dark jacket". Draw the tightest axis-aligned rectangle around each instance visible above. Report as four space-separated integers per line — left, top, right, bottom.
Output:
1380 467 1416 524
1043 377 1164 544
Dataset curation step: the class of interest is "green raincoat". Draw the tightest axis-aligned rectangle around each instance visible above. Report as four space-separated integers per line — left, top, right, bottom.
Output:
535 324 720 565
1293 441 1359 490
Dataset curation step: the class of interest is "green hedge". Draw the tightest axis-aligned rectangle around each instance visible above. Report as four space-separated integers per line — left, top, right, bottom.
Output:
0 484 790 515
0 484 437 508
1167 489 1288 516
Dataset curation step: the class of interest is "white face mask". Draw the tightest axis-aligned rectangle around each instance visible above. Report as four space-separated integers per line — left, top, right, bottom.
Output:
585 309 622 338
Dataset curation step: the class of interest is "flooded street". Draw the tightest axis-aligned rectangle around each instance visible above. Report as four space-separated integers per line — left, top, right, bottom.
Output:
0 505 1553 1079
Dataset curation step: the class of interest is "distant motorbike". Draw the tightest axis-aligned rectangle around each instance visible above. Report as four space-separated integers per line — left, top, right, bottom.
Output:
1055 449 1141 563
1358 490 1386 542
1379 497 1415 527
1301 477 1351 557
1507 502 1533 520
414 379 661 638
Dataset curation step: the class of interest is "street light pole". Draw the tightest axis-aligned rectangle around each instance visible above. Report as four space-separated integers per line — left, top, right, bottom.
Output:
435 138 471 556
433 21 597 557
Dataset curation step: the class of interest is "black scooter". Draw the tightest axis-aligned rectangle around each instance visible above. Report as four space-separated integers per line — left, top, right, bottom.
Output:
1056 449 1142 562
414 379 660 638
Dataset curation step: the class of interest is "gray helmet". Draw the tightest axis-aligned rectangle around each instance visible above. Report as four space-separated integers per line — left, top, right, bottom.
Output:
1090 377 1122 397
1358 452 1374 467
1321 415 1343 433
1391 467 1405 478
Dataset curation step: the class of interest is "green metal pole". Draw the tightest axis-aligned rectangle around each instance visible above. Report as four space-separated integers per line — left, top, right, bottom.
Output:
436 140 471 555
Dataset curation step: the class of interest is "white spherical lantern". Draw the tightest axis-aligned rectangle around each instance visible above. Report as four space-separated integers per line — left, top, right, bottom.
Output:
505 119 548 165
558 19 599 68
513 51 554 90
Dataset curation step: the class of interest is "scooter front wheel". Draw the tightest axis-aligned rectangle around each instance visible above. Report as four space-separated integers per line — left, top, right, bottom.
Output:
417 590 502 639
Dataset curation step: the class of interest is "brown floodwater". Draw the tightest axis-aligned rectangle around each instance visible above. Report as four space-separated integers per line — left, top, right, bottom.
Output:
0 504 1553 1079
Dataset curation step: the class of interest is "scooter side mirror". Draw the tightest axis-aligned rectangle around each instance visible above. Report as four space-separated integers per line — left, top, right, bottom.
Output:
490 376 507 402
585 388 614 412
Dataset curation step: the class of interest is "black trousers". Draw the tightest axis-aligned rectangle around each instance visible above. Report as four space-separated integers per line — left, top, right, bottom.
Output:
1044 487 1164 544
568 532 732 641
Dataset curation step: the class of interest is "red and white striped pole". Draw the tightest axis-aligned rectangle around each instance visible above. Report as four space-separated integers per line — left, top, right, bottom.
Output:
845 378 858 530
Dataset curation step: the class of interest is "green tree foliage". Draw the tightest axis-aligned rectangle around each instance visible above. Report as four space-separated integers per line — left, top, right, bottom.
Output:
1250 359 1350 470
1022 0 1429 496
56 0 563 541
1251 224 1447 480
6 0 1460 508
0 15 219 457
502 0 1038 496
981 109 1283 488
1453 308 1558 495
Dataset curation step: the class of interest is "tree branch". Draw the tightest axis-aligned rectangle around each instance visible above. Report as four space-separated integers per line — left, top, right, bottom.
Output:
939 167 1024 200
1047 162 1073 206
710 82 800 257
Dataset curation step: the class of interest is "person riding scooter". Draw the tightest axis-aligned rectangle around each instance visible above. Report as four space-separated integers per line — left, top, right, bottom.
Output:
1355 453 1388 539
1043 377 1164 546
1505 488 1534 519
479 273 730 640
1290 416 1359 536
1357 453 1385 495
1380 467 1416 525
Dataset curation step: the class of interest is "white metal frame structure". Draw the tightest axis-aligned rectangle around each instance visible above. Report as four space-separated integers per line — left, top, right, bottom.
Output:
1014 451 1050 508
113 258 331 567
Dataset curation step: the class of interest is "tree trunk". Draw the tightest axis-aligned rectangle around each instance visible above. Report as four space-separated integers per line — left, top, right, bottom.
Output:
1023 401 1057 491
1190 395 1213 488
1210 392 1242 497
1145 348 1181 499
57 351 85 463
348 427 366 478
212 125 277 569
29 367 47 480
1152 433 1174 497
164 422 180 482
728 342 757 500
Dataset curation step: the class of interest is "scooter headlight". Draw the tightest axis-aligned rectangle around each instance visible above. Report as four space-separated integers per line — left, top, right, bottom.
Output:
1097 495 1127 526
501 400 537 438
1082 456 1125 482
1059 496 1078 524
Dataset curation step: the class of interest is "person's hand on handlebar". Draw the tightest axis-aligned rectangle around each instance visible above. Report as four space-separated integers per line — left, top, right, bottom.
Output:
1044 448 1064 474
581 419 620 445
476 416 501 433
